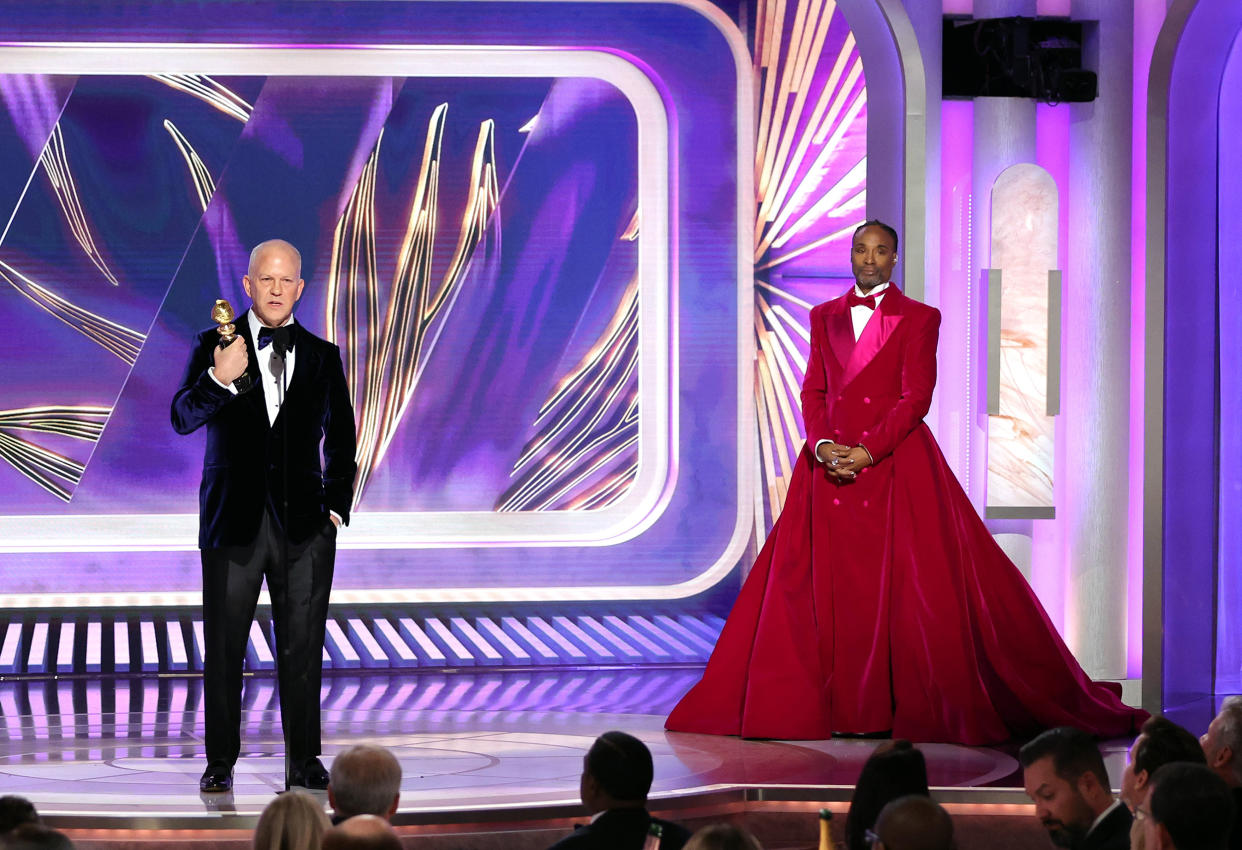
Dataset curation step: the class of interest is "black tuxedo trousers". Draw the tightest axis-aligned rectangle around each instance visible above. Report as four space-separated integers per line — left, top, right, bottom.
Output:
201 510 336 768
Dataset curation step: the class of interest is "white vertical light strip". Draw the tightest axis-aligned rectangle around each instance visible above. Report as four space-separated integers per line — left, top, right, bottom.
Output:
248 621 274 667
191 620 205 668
475 617 529 663
85 620 101 672
346 618 388 667
28 622 49 674
139 620 159 671
165 621 188 670
113 620 130 672
397 618 445 663
56 622 76 672
373 618 417 664
0 623 22 674
324 620 360 666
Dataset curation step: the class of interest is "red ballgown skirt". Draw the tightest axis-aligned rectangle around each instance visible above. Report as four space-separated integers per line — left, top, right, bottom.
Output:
666 425 1146 744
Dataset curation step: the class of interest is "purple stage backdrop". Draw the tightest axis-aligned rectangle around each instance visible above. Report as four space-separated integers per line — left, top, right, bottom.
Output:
0 1 758 607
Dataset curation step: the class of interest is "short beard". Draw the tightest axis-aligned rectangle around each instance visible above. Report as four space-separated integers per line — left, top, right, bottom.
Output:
1044 820 1088 848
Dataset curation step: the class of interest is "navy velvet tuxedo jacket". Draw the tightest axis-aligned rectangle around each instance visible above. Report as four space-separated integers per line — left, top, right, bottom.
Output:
170 315 357 549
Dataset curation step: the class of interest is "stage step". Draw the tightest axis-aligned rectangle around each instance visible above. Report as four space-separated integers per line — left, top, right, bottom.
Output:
0 608 723 677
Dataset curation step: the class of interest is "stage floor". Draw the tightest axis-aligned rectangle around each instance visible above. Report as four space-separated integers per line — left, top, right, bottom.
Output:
0 669 1136 829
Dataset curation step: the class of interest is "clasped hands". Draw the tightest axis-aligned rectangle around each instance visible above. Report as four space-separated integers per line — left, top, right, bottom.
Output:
815 441 871 480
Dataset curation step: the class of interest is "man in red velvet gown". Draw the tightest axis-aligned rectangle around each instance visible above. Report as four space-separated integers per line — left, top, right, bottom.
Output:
666 221 1146 745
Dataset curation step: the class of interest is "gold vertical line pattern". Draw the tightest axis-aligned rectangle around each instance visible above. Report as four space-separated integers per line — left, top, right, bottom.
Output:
38 124 120 287
163 120 217 212
498 280 640 513
0 405 110 502
753 282 820 521
757 0 836 241
758 66 866 257
148 75 252 122
500 334 637 509
325 106 501 507
0 260 144 363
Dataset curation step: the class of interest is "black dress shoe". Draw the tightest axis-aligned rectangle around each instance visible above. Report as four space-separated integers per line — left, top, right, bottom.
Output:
286 757 330 790
199 762 233 793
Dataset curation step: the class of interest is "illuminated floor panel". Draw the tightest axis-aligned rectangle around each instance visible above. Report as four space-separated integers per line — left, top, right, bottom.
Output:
0 670 1140 830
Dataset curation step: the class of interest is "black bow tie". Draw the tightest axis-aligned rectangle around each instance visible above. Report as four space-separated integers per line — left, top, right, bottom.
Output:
257 325 294 352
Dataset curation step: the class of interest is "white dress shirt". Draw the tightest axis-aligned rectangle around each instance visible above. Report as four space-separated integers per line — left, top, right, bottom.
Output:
209 310 296 427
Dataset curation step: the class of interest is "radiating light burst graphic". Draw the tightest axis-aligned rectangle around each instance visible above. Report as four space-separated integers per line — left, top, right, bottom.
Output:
325 105 501 507
498 276 639 512
0 405 109 501
753 0 866 524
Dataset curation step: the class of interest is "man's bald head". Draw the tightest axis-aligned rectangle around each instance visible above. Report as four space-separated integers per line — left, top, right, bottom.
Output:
322 814 402 850
248 239 301 278
874 795 954 850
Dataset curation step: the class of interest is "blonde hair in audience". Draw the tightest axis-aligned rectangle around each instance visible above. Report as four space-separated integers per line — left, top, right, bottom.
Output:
684 823 764 850
254 789 330 850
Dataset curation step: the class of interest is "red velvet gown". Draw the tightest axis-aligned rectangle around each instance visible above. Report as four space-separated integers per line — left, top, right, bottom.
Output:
666 288 1146 744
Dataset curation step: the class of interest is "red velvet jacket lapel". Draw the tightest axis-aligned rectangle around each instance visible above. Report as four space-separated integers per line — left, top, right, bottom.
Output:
838 286 907 389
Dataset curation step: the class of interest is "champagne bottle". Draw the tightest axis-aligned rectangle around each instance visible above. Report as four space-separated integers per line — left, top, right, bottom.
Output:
818 808 834 850
642 822 663 850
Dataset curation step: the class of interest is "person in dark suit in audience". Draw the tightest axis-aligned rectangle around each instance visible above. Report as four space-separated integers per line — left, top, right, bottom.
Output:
1137 762 1235 850
0 795 39 835
2 823 75 849
1123 716 1207 810
548 731 692 850
1122 716 1207 850
172 238 357 793
870 795 954 850
1021 727 1132 850
1201 697 1242 850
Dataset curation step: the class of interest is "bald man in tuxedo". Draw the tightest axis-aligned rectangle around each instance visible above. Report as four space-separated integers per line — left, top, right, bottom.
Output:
172 239 356 793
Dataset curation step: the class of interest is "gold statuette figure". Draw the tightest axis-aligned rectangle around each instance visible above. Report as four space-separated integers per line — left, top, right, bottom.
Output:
211 298 252 393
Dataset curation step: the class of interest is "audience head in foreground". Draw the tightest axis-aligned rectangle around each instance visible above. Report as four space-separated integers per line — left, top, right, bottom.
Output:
1140 762 1235 850
1020 726 1127 849
580 730 655 812
321 814 402 850
329 744 403 821
871 795 954 850
1122 716 1206 810
548 731 692 850
1 823 75 850
253 789 330 850
1202 696 1242 788
682 824 763 850
0 795 39 834
845 740 930 850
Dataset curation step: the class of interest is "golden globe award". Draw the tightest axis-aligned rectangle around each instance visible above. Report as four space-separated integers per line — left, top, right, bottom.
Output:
211 299 253 393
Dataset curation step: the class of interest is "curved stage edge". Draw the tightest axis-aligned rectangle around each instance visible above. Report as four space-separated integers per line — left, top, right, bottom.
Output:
0 668 1138 849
